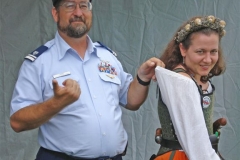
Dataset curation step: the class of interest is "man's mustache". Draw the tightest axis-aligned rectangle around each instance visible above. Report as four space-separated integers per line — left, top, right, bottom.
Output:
70 17 85 23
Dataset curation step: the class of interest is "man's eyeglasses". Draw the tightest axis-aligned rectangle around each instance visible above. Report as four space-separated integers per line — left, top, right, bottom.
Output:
60 1 92 12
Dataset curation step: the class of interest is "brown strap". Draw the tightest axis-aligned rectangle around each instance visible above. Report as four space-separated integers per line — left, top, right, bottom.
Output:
169 151 176 160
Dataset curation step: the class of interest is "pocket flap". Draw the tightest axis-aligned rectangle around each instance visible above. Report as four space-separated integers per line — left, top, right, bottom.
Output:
99 72 121 85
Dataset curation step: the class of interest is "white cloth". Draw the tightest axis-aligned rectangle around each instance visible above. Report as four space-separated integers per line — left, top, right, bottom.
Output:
155 66 220 160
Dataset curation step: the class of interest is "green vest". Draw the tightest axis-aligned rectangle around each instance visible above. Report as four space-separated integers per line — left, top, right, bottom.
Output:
157 71 215 155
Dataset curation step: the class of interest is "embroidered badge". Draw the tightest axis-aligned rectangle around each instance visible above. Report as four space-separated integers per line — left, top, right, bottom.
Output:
202 96 211 108
98 60 117 78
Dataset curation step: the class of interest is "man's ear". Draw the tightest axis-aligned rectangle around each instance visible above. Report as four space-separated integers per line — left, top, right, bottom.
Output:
179 43 186 57
52 7 58 23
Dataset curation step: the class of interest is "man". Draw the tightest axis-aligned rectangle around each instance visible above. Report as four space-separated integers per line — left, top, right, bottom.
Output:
10 0 164 159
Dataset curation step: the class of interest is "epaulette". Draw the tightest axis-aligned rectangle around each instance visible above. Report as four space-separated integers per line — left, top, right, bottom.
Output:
25 45 49 62
96 41 117 57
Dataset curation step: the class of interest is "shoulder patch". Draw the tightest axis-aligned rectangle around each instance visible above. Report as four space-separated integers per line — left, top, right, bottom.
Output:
25 45 49 62
96 41 117 57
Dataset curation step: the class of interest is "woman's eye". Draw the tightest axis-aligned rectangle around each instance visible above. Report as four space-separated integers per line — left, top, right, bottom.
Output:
211 50 218 54
196 50 203 54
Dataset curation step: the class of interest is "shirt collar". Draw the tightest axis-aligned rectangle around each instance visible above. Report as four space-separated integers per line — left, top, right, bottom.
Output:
54 31 96 60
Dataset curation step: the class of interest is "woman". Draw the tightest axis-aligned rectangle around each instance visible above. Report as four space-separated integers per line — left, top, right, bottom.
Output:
152 15 227 160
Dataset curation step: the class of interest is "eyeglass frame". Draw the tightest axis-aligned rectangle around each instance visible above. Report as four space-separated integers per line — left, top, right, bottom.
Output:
59 1 92 12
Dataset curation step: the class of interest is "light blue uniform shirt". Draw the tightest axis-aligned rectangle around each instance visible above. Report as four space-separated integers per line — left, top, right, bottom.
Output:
10 32 133 158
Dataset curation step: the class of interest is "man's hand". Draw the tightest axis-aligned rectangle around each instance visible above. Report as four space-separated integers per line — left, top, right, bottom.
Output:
137 57 165 82
10 78 81 132
126 57 165 111
52 79 81 108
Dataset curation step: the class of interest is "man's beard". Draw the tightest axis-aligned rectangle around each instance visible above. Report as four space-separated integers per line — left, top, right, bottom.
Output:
57 16 90 38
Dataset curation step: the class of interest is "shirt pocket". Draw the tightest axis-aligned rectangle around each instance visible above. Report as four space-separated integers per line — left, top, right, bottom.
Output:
98 72 121 105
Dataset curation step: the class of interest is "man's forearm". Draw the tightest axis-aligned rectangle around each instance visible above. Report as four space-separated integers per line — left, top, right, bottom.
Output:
125 76 149 111
10 98 63 132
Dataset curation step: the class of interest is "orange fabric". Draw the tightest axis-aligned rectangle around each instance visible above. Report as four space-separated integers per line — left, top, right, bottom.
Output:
154 151 188 160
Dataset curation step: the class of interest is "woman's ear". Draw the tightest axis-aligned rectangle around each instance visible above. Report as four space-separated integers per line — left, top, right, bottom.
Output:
52 7 58 23
179 43 186 57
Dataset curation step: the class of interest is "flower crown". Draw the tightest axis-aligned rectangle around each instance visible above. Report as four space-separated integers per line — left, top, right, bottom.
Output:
174 15 226 43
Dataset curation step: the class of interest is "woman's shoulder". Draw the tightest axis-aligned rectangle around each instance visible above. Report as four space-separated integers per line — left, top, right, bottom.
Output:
173 65 191 78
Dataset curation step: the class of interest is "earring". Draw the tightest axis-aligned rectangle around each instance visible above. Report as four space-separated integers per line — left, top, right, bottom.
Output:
182 57 185 64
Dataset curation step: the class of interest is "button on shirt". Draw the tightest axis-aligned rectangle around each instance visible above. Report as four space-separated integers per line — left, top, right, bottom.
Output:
10 32 132 158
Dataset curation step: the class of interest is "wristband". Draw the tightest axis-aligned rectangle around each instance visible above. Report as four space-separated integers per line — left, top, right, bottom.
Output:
137 74 151 86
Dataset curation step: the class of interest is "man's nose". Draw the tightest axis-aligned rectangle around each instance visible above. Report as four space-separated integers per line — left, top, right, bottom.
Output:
72 4 84 16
